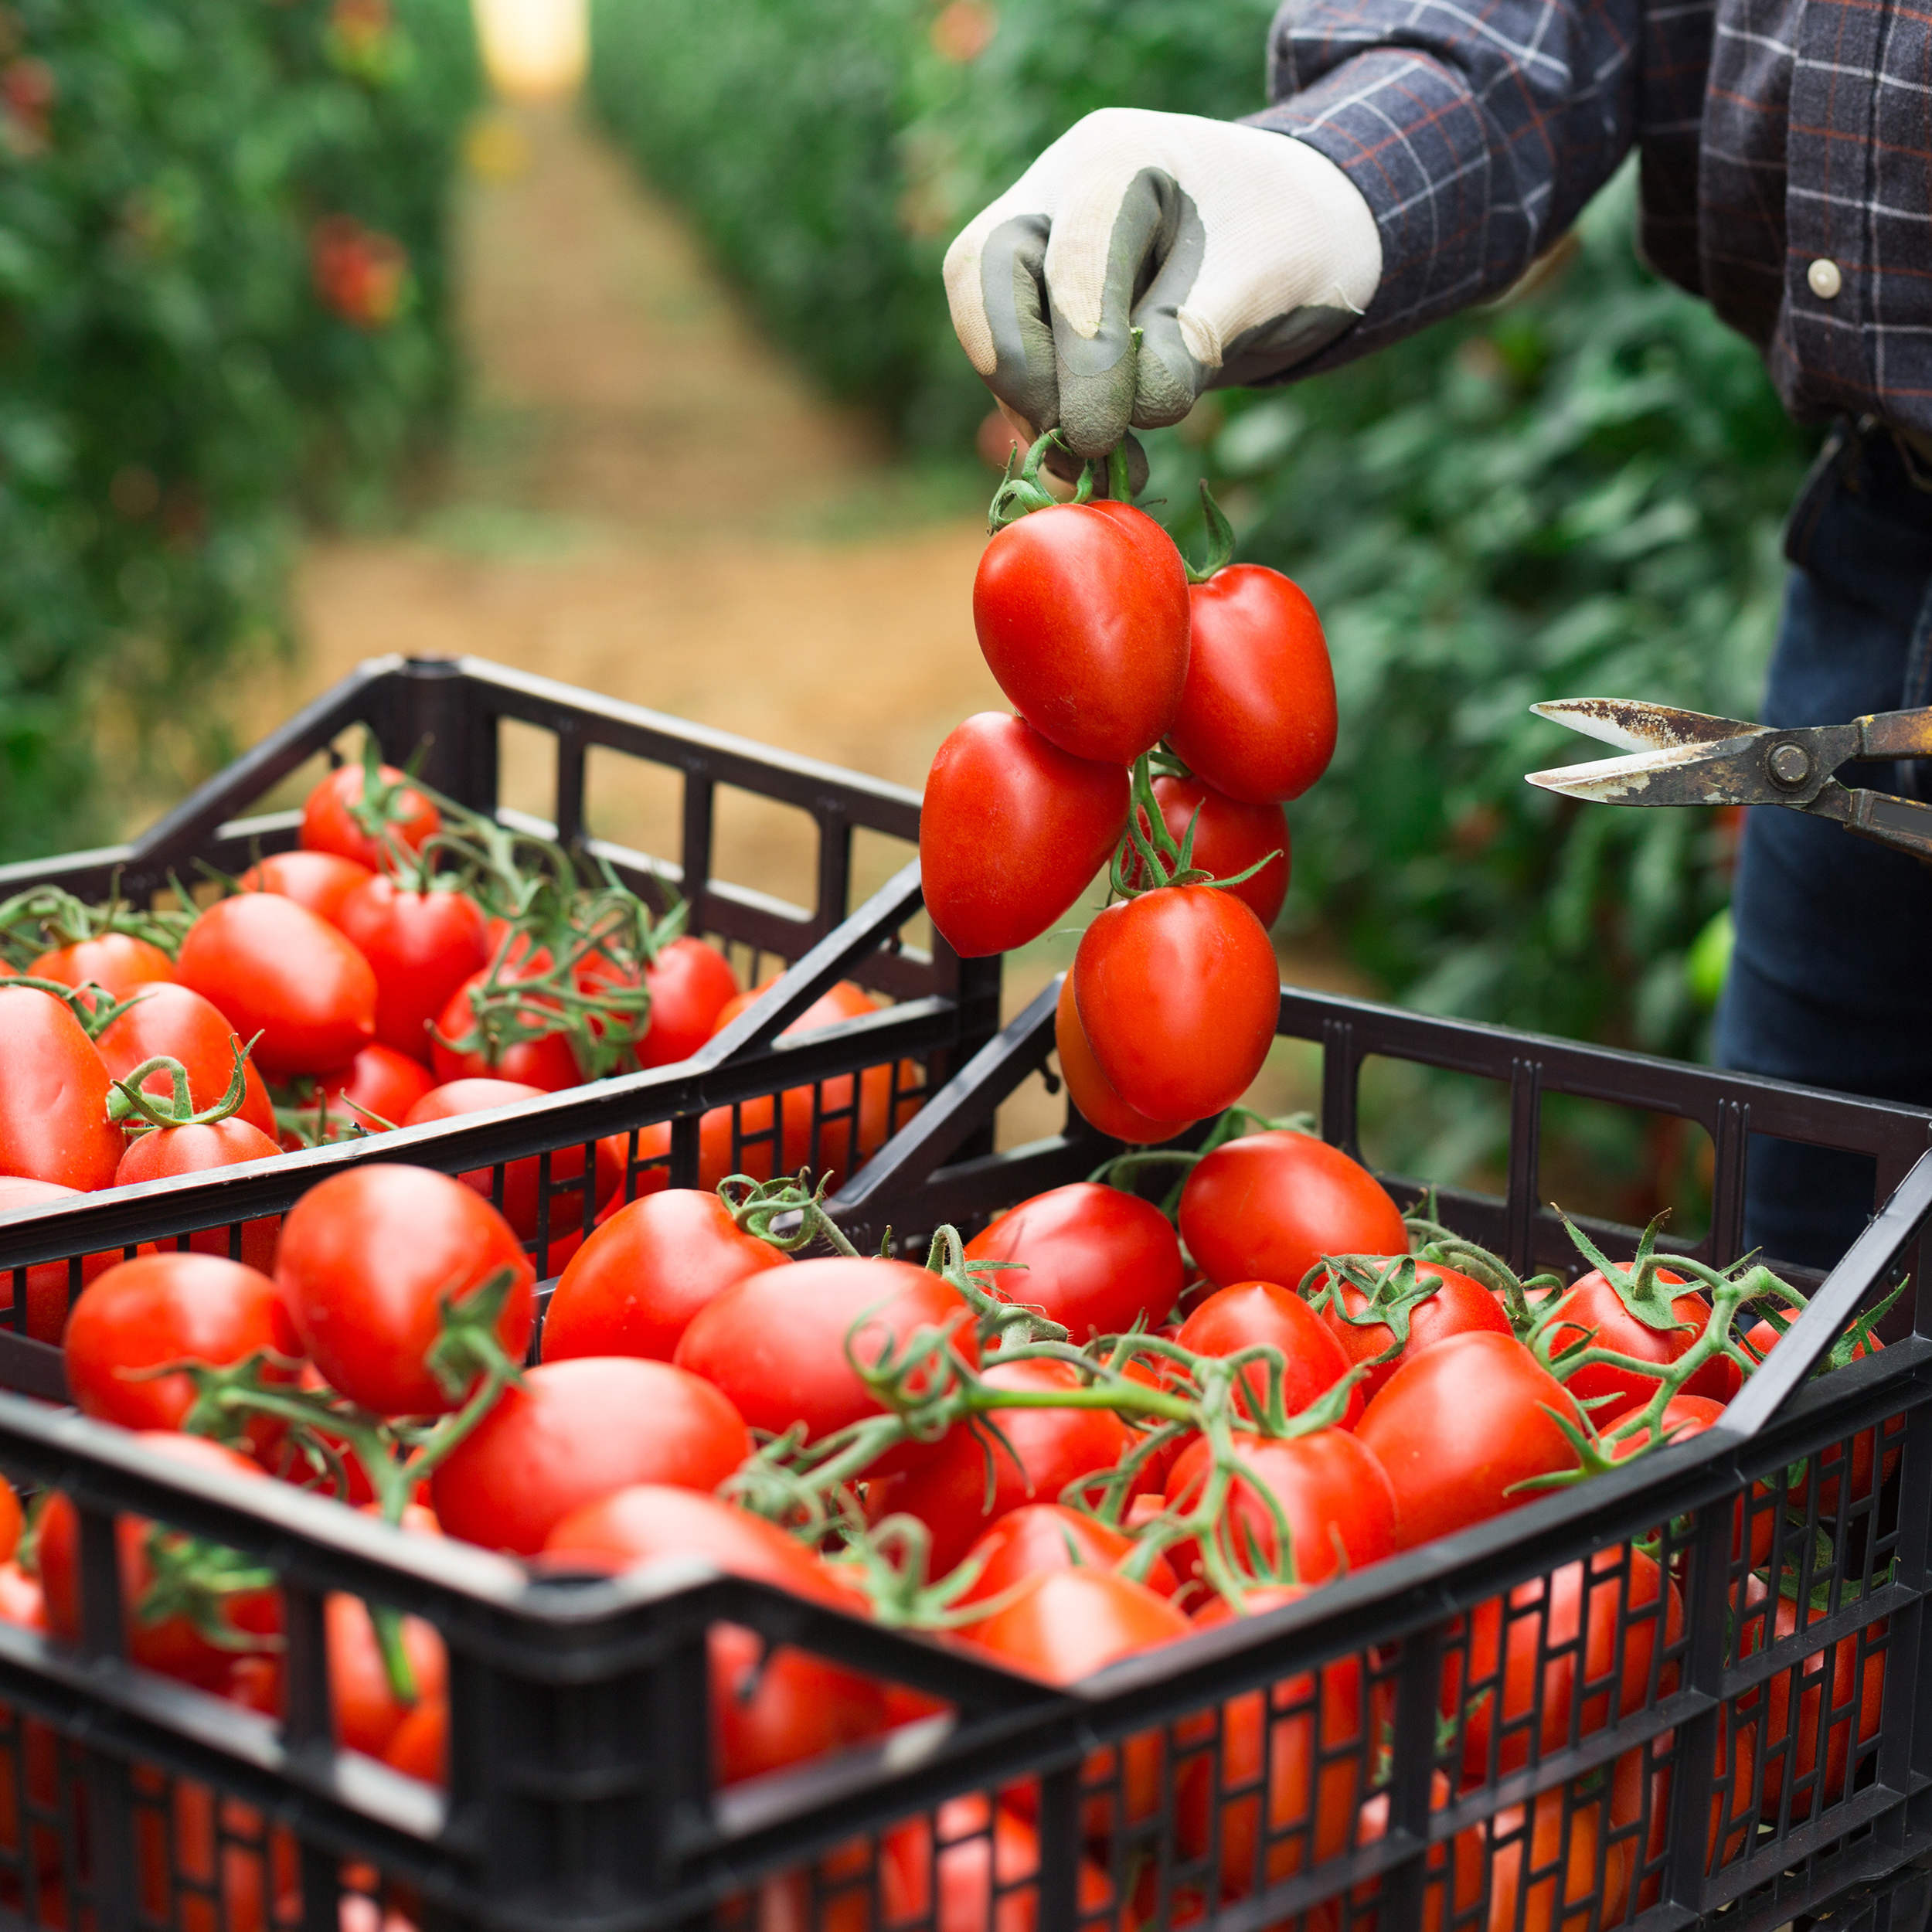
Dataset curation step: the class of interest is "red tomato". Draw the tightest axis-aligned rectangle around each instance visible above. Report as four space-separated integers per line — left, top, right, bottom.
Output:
1169 563 1336 803
1052 971 1189 1145
274 1165 535 1417
1741 1319 1900 1514
111 1121 284 1270
1074 885 1279 1122
866 1360 1148 1579
335 878 489 1063
403 1079 623 1267
384 1696 447 1785
64 1253 301 1441
878 1795 1121 1932
972 503 1189 765
431 1357 750 1554
1179 1130 1408 1292
1481 1787 1631 1932
430 964 581 1092
0 988 121 1191
236 849 375 924
1346 1772 1485 1932
29 933 176 1006
325 1594 447 1760
1179 1584 1372 1899
301 762 439 872
286 1041 437 1141
178 896 377 1079
0 1481 20 1566
1174 1279 1362 1428
963 1182 1182 1342
1537 1267 1733 1423
1315 1260 1512 1402
1611 1716 1757 1908
540 1485 887 1784
0 1559 40 1628
951 1503 1179 1605
635 938 738 1067
1131 775 1289 928
1165 1430 1396 1588
541 1189 789 1362
39 1434 282 1689
1357 1332 1584 1548
1607 1392 1774 1566
0 1174 151 1342
675 1257 977 1474
920 713 1130 957
1447 1544 1683 1781
94 982 277 1139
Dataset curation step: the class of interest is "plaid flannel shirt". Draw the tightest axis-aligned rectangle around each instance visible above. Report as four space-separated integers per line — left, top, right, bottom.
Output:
1251 0 1932 425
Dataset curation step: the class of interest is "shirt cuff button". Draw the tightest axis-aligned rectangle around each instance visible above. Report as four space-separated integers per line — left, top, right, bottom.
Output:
1808 258 1843 299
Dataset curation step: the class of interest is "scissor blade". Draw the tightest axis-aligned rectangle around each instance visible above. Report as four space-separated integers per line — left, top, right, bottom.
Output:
1526 733 1772 806
1530 698 1764 754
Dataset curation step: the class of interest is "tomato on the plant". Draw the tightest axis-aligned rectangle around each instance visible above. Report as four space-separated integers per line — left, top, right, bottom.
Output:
1180 1130 1408 1292
0 986 123 1190
1173 1278 1362 1427
335 877 489 1063
541 1189 788 1362
1131 775 1289 929
972 503 1190 765
675 1256 976 1473
920 712 1129 957
951 1503 1179 1605
29 934 176 1007
635 938 739 1068
94 983 277 1139
274 1165 535 1417
1315 1260 1512 1402
1168 563 1336 804
964 1181 1182 1341
1073 884 1279 1121
1357 1332 1584 1548
430 1357 751 1554
301 762 439 872
236 851 375 925
1053 971 1190 1145
178 896 376 1079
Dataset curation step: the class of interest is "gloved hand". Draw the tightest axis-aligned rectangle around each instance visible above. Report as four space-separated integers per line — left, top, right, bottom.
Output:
944 108 1382 463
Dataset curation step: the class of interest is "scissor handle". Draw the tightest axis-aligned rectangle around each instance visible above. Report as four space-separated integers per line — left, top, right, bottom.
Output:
1841 785 1932 863
1856 708 1932 760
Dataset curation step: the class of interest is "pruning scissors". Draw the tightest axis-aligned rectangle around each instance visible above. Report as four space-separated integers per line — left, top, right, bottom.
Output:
1525 699 1932 862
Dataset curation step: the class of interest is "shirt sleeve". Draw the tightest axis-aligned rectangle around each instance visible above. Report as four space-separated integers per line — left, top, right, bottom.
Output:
1247 0 1643 362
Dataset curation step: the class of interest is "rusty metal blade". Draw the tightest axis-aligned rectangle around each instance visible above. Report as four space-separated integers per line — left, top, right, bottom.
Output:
1525 732 1778 806
1529 698 1764 753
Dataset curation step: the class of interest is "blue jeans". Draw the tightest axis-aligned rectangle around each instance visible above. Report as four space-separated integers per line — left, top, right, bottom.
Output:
1715 421 1932 1270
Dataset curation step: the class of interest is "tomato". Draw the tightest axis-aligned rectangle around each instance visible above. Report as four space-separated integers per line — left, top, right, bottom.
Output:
94 982 277 1138
1180 1130 1407 1294
301 761 439 872
1165 1430 1396 1589
1315 1260 1513 1402
1481 1787 1631 1932
0 1482 19 1566
29 933 175 1007
879 1796 1121 1932
1346 1773 1483 1932
39 1434 282 1689
1447 1544 1683 1782
430 1356 751 1554
951 1503 1179 1606
963 1182 1182 1342
64 1254 301 1445
972 502 1189 765
540 1485 887 1784
325 1594 447 1759
1052 971 1189 1145
1607 1393 1775 1566
1740 1576 1887 1818
274 1165 535 1417
1537 1267 1732 1423
541 1189 788 1362
384 1696 447 1785
1131 775 1289 929
286 1042 437 1142
1357 1332 1584 1549
403 1079 623 1267
0 1560 40 1628
431 964 581 1092
0 988 120 1191
636 937 739 1067
0 1175 150 1342
236 849 375 925
335 877 489 1063
178 896 376 1079
920 713 1129 958
675 1257 977 1474
1611 1716 1757 1906
1073 886 1278 1121
866 1360 1148 1580
1178 1585 1372 1899
1742 1319 1900 1514
1173 1279 1362 1428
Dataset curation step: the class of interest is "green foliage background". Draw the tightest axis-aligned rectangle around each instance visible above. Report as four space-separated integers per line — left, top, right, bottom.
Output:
0 0 479 859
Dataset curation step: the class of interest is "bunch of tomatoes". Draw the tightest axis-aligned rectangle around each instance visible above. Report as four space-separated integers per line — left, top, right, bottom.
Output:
921 438 1335 1136
0 1093 1893 1932
0 746 916 1326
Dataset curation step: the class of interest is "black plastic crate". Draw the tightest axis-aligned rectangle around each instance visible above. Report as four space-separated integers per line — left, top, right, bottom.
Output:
0 974 1926 1930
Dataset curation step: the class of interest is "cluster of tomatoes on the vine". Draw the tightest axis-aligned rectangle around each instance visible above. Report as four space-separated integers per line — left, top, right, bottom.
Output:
922 434 1336 1137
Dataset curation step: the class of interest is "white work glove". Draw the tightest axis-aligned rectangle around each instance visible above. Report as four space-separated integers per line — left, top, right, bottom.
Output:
944 108 1382 463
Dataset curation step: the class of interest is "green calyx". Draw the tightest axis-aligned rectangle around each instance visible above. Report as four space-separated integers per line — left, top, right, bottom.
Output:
108 1036 261 1131
1107 752 1284 902
1182 479 1236 585
0 876 190 966
986 430 1140 534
